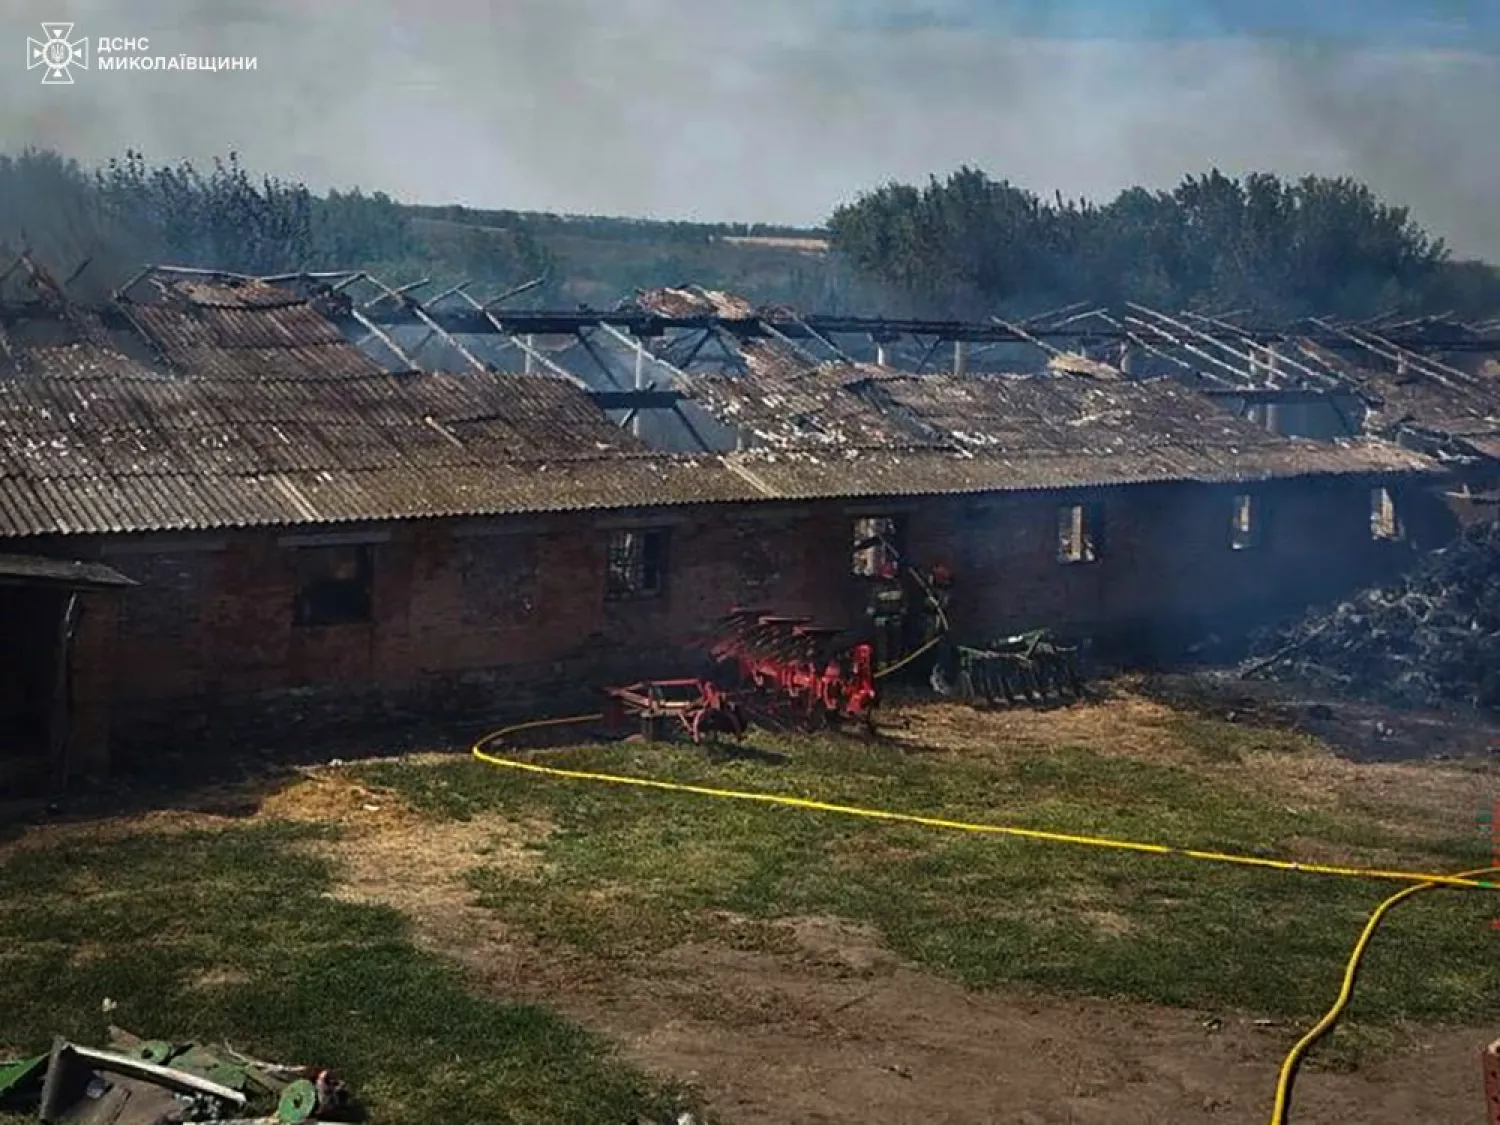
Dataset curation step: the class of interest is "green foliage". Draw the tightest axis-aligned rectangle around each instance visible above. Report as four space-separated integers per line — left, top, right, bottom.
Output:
829 165 1500 319
2 146 1495 319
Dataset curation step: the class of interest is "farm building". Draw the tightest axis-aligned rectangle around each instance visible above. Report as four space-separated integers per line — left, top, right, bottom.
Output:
0 267 1447 792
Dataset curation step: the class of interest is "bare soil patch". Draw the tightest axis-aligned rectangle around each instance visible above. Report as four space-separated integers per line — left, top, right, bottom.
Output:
262 765 1494 1125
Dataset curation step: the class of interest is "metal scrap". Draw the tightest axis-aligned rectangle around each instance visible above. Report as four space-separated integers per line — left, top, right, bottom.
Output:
0 1027 360 1125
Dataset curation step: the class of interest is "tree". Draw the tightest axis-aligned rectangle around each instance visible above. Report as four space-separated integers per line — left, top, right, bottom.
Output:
826 166 1469 320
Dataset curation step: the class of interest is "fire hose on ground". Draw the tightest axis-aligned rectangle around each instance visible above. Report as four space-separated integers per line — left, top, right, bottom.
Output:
465 578 1496 1123
468 704 1500 1124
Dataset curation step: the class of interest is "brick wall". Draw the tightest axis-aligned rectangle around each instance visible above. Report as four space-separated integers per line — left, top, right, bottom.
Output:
907 476 1404 653
65 476 1406 764
89 505 853 761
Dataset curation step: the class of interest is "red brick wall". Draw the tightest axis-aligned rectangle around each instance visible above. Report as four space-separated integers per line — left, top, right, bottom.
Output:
908 477 1402 648
63 477 1403 761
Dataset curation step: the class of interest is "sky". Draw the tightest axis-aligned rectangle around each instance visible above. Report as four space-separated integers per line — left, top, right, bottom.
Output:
2 0 1499 259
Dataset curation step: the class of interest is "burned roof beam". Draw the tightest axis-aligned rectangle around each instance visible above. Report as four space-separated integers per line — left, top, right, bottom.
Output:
1182 310 1345 391
360 273 491 375
572 326 631 390
359 277 431 311
449 288 590 390
329 303 1500 352
1120 314 1244 387
1311 317 1479 394
589 389 683 410
1128 304 1265 386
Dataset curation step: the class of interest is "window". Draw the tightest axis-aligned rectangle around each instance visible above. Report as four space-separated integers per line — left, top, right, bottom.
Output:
1370 487 1404 540
1230 493 1258 550
852 516 903 576
293 545 373 626
1057 503 1102 564
605 529 668 600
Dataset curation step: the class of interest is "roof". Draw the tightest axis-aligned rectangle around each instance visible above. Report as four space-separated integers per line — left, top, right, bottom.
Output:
0 552 135 589
0 270 1443 539
629 286 758 319
0 369 759 537
679 341 1436 495
121 277 393 382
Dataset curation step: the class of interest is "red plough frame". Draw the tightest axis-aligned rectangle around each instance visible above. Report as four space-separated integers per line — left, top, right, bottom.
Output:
603 608 879 743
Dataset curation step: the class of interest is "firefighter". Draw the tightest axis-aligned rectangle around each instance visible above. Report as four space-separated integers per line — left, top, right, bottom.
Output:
920 562 953 643
921 562 957 695
866 559 908 670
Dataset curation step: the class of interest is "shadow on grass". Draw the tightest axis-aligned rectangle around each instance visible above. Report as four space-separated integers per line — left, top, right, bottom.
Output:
0 819 693 1125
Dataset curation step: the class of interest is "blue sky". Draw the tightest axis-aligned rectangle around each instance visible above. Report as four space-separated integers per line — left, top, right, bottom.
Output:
846 0 1497 49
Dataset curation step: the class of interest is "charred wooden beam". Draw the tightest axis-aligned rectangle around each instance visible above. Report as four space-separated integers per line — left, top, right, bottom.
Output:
588 389 684 410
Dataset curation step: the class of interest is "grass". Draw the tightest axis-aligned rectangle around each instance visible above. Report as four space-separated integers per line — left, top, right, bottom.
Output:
362 721 1500 1035
0 822 689 1125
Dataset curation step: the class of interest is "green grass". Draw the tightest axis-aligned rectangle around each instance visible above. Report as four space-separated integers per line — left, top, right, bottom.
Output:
363 730 1500 1033
0 823 690 1125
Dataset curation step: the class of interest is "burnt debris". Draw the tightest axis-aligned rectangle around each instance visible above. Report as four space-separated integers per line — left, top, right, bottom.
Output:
1243 518 1500 709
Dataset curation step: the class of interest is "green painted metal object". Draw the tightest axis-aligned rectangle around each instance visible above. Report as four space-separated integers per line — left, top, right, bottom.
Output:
277 1078 319 1123
0 1053 47 1104
133 1040 175 1065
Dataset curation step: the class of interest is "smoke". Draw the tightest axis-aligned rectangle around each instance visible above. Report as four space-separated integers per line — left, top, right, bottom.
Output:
0 0 1497 258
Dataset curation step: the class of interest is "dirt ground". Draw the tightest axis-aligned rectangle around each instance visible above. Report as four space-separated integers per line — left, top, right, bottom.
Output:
6 689 1497 1125
245 755 1490 1125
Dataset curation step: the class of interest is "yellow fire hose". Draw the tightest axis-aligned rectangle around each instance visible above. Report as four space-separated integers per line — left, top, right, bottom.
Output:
464 627 1499 1123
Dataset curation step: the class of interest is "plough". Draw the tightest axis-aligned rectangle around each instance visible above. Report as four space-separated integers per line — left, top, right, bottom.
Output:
603 609 878 744
713 608 878 732
949 629 1083 705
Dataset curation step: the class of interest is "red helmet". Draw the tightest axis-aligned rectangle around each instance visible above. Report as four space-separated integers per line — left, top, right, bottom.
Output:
931 562 953 585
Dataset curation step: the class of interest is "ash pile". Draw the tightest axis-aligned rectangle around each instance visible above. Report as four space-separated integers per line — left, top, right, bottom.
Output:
1242 519 1500 709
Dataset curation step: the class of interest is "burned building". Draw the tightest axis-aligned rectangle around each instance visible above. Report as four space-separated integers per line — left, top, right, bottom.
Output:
0 267 1444 789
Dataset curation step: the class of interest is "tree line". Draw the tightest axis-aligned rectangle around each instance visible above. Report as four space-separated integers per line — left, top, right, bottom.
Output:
827 166 1500 320
1 147 1495 321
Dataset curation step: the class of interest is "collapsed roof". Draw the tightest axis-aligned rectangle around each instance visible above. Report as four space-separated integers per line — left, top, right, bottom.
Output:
0 264 1449 539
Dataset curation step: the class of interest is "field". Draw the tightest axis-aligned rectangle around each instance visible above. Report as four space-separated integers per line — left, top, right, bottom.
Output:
2 682 1499 1124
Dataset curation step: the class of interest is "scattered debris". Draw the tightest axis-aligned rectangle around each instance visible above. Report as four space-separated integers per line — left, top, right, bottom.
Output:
1243 519 1500 710
0 1027 361 1124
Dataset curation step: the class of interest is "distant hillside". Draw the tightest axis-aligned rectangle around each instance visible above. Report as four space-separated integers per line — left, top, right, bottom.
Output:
402 205 843 308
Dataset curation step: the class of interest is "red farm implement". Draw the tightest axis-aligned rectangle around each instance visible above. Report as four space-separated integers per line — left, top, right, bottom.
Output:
710 608 878 733
602 609 879 744
602 677 748 743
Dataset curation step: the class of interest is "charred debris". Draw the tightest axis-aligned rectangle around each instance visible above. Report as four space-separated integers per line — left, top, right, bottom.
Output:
1244 518 1500 711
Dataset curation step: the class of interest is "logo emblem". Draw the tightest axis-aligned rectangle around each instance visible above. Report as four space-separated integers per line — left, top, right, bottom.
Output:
27 23 88 84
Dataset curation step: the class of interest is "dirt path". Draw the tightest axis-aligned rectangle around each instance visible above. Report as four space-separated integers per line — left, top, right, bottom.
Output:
257 771 1491 1125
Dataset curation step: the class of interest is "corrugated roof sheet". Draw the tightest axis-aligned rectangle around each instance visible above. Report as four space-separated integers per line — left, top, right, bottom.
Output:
0 368 763 537
632 287 757 319
680 346 1437 490
0 275 1445 539
124 280 389 382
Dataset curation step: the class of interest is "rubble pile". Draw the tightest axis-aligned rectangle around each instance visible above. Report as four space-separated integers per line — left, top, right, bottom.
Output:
1243 519 1500 709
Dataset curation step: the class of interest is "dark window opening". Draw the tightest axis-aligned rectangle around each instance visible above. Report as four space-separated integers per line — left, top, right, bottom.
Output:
606 529 668 600
1230 493 1259 550
293 544 373 626
1057 503 1102 564
1371 487 1404 540
852 516 903 576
